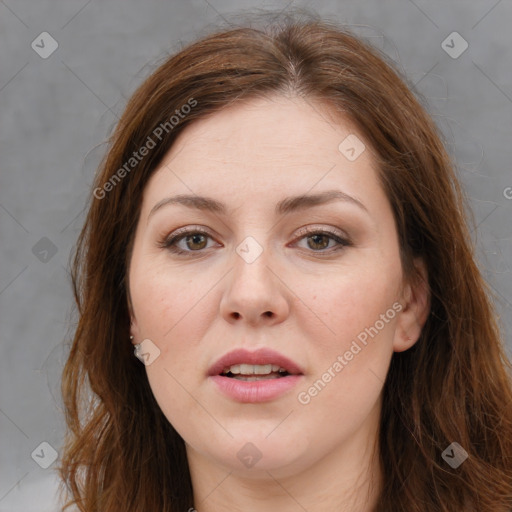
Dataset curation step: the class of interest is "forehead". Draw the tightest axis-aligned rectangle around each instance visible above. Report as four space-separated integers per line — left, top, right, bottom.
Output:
170 95 363 163
141 95 382 215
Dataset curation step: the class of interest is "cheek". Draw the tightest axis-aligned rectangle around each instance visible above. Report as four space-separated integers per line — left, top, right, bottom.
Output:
293 262 401 355
129 260 219 391
130 259 206 338
130 265 213 429
290 272 397 439
291 261 401 417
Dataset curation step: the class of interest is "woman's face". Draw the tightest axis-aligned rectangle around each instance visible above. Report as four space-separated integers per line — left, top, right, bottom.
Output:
128 95 427 479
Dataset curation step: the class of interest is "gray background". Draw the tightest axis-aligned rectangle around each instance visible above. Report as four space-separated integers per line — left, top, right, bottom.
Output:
1 0 511 510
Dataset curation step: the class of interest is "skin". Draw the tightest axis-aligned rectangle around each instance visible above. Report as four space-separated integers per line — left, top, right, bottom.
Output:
128 95 430 512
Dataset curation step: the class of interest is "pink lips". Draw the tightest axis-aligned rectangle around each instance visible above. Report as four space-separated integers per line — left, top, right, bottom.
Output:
208 347 304 403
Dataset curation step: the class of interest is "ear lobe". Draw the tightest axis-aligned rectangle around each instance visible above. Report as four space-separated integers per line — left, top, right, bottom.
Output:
128 304 140 345
129 316 141 345
393 257 430 353
126 291 139 345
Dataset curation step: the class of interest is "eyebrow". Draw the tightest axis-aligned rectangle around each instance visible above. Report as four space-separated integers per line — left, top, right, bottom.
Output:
148 189 368 220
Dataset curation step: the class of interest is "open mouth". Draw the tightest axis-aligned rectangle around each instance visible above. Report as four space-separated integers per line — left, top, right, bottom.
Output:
221 364 292 381
210 352 304 402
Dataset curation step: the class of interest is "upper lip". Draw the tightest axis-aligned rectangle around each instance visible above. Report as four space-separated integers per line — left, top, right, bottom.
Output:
208 347 304 376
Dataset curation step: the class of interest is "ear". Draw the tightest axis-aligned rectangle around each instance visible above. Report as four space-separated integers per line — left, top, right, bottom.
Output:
393 257 430 352
127 292 141 346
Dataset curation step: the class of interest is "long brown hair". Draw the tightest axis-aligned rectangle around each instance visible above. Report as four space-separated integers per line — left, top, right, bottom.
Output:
58 10 512 511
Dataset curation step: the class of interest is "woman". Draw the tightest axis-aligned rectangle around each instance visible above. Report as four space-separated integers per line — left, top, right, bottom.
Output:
58 10 512 512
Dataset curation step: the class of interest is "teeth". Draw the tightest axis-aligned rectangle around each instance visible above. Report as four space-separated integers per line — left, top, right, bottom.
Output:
221 364 287 375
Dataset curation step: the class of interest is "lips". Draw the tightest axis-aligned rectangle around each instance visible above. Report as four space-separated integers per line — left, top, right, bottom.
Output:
207 347 304 377
208 347 305 403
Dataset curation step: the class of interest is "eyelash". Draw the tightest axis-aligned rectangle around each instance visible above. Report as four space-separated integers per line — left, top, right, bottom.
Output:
157 225 352 257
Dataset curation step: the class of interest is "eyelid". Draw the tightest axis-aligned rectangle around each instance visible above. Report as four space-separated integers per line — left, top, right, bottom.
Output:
165 224 214 239
293 224 349 240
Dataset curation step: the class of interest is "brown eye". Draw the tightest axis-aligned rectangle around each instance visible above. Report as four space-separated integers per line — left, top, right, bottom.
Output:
293 228 351 254
306 233 331 251
159 228 217 255
184 233 208 251
159 226 351 257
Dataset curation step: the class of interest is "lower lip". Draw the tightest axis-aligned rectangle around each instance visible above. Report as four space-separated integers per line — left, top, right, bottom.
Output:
209 375 303 403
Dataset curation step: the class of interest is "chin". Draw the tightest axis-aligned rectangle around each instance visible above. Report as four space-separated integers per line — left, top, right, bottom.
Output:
215 446 304 476
194 428 311 474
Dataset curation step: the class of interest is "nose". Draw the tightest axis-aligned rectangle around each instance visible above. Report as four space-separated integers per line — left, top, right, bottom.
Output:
219 244 290 327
